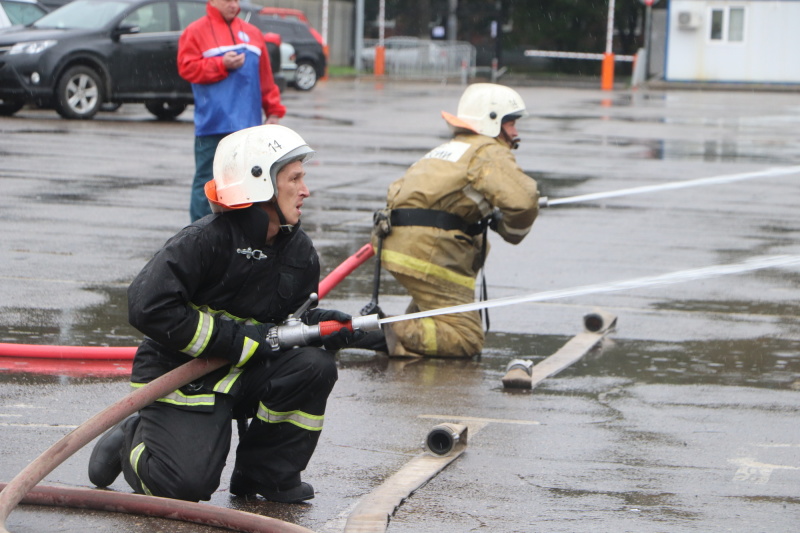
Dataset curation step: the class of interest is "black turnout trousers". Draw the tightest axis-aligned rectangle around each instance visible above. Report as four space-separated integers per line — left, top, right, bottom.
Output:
120 346 337 502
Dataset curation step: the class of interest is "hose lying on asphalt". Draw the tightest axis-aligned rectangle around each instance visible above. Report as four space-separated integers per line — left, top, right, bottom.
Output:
0 483 313 533
0 357 312 533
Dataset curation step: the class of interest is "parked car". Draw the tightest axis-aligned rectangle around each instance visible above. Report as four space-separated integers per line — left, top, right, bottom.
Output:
38 0 70 8
246 14 325 91
258 6 324 48
0 0 48 29
0 0 286 119
279 40 297 80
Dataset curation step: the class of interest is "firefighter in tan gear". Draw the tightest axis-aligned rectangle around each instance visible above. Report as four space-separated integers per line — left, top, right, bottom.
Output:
372 83 540 358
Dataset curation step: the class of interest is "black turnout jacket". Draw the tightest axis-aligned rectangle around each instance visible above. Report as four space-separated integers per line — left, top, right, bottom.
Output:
127 206 320 410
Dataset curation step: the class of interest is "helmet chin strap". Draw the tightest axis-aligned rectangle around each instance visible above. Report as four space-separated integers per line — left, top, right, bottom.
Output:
500 128 521 150
271 197 294 234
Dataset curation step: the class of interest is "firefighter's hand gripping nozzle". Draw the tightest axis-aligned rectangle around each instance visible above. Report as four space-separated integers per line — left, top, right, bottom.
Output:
266 293 381 351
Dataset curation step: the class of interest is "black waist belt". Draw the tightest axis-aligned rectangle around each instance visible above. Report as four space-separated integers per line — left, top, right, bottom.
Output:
390 208 485 236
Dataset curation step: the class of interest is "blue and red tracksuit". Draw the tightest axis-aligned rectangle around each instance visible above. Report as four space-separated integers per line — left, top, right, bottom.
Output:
178 3 286 136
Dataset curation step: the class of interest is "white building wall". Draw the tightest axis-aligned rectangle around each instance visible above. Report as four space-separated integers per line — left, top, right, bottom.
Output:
666 0 800 83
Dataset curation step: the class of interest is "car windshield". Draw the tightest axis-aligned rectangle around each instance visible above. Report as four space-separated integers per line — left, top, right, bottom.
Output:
0 0 47 26
32 0 129 29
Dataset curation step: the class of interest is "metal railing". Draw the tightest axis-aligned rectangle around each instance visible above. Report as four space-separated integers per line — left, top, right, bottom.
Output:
362 38 476 81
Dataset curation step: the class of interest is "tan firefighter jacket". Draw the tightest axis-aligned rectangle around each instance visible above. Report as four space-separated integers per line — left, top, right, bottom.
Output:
375 133 540 292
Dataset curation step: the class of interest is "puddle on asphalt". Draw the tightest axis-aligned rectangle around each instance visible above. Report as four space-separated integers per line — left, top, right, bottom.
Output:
3 293 797 392
1 272 797 391
482 331 800 391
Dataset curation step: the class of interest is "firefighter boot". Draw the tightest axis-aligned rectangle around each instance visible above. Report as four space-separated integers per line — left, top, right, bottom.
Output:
230 468 314 503
88 414 139 488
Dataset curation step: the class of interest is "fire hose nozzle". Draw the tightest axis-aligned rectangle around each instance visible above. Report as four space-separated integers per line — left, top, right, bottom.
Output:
269 313 382 351
424 423 468 456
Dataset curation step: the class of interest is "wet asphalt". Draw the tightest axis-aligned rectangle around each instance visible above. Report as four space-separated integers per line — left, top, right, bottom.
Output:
1 79 799 533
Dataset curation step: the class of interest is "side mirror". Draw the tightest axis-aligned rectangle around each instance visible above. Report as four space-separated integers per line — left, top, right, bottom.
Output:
112 24 140 41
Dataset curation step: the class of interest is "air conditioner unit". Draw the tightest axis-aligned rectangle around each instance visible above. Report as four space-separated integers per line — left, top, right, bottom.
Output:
677 11 702 30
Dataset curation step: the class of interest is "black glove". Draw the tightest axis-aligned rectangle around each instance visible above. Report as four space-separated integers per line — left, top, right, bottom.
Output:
304 308 351 325
488 209 503 232
320 326 368 351
304 308 368 351
243 322 278 361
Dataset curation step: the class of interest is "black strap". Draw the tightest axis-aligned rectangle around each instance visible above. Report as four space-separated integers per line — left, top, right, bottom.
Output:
361 237 383 316
390 208 485 236
478 224 490 333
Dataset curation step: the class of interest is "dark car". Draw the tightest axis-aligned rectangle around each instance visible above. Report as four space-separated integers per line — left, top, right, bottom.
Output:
0 0 49 29
0 0 285 119
246 14 326 91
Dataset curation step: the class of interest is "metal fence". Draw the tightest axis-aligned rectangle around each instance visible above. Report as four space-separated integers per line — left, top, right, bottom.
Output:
362 38 476 80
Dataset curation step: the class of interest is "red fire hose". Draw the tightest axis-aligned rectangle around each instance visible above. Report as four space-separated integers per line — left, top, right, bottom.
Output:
0 483 312 533
0 356 314 533
0 243 376 363
317 243 375 299
0 243 377 531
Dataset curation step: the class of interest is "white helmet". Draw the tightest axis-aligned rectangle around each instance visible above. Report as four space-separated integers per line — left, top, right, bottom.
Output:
442 83 528 138
205 124 315 211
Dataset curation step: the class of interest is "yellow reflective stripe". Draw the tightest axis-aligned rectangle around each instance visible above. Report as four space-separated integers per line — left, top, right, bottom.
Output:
182 311 214 357
130 382 216 407
236 337 259 368
213 366 243 395
130 442 153 496
502 223 531 237
421 317 438 355
381 249 475 290
256 403 324 431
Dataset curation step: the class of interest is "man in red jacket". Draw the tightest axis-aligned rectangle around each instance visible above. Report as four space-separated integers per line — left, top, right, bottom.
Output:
178 0 286 222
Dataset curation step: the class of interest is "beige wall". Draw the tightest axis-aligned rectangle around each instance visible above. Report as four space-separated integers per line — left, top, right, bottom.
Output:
251 0 354 66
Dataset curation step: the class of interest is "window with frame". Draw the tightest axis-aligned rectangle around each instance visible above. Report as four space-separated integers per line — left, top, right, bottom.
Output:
121 2 170 33
710 6 745 42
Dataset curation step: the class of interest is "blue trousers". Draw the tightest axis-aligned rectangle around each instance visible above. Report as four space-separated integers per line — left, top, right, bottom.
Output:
190 134 227 222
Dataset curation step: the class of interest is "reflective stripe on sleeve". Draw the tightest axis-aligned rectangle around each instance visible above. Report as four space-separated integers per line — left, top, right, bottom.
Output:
236 337 259 368
381 249 475 290
182 311 214 357
130 382 216 407
502 222 532 238
130 442 153 496
256 403 325 431
212 367 243 395
461 185 492 217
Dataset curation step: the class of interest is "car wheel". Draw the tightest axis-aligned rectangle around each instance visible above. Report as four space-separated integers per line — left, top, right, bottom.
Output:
145 100 187 120
293 61 318 91
0 99 25 116
54 66 103 120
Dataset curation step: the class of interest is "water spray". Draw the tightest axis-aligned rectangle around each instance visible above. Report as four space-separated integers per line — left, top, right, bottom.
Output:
378 254 800 325
538 165 800 208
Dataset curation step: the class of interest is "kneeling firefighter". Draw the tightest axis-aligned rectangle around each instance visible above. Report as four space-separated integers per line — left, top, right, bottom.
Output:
370 83 540 358
88 125 363 503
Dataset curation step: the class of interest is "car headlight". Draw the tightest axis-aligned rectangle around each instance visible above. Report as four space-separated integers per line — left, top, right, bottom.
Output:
9 40 57 55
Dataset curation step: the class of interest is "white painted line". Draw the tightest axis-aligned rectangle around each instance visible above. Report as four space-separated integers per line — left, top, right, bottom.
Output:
418 414 540 426
0 423 78 429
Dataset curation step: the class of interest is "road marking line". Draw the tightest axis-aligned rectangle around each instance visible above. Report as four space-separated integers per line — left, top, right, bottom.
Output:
418 414 540 425
0 423 78 429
